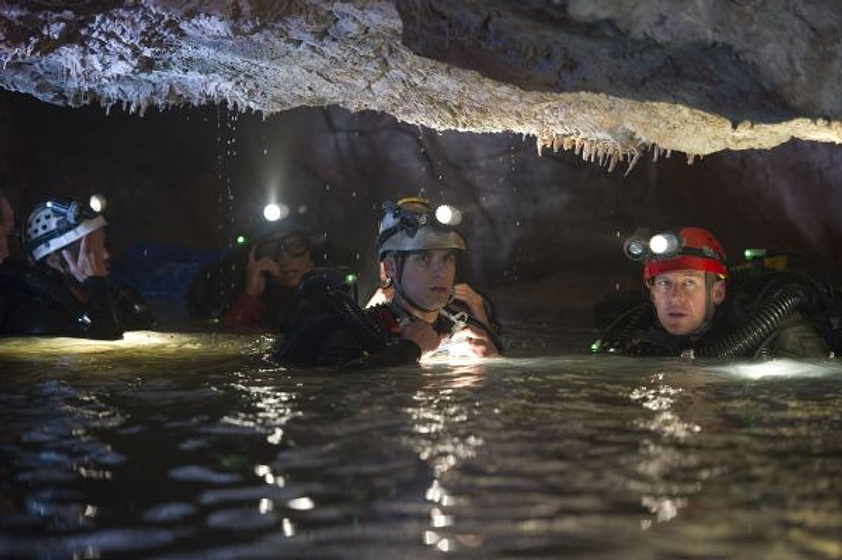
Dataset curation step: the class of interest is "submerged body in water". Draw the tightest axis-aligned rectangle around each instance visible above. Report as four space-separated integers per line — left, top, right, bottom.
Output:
1 326 841 559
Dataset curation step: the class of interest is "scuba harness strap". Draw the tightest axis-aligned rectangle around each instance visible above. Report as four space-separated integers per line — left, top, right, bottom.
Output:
390 251 503 351
389 252 437 314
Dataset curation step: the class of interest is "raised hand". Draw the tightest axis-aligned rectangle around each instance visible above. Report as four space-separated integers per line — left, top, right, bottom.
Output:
451 283 490 325
448 324 500 358
62 232 109 283
245 245 282 297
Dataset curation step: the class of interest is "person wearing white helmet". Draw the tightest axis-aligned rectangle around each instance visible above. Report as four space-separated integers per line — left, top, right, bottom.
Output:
0 197 153 339
273 198 501 367
369 198 501 360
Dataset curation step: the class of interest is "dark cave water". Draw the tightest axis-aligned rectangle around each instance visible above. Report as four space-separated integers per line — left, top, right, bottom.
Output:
1 327 841 559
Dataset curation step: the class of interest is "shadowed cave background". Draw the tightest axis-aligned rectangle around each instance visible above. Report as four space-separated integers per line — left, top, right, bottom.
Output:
2 88 842 326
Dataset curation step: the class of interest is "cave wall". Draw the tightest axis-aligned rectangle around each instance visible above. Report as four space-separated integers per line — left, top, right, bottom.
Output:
2 90 841 312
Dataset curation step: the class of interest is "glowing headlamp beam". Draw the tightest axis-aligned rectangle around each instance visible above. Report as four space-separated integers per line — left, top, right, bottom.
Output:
435 205 461 226
649 234 678 255
263 203 289 222
89 194 107 213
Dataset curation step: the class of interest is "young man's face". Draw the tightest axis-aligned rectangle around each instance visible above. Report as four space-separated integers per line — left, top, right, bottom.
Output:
387 249 457 312
649 269 726 336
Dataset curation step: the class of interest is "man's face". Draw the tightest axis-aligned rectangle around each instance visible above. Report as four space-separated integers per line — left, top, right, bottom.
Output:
0 197 14 264
649 269 726 336
388 249 457 312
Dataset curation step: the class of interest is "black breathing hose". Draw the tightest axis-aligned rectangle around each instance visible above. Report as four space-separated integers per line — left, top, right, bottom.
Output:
299 268 389 352
694 285 808 359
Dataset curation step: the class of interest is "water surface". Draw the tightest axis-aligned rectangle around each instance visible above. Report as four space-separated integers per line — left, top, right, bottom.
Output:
1 328 841 559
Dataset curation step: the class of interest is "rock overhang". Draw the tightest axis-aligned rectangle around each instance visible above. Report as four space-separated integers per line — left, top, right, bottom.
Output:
2 0 841 175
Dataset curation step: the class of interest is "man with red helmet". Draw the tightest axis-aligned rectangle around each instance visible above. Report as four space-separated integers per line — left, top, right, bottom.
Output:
595 226 831 358
642 227 728 338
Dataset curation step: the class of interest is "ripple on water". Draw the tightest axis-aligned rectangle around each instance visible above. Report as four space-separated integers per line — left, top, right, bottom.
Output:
2 329 842 558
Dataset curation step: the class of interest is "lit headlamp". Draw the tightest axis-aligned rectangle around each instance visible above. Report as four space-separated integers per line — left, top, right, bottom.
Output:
45 198 101 225
26 197 109 261
381 200 463 239
89 194 107 213
263 203 289 222
648 233 679 256
376 198 467 258
435 205 462 226
624 230 685 261
627 226 728 282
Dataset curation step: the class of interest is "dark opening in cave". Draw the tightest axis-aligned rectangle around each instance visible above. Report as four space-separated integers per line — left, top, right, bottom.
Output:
2 89 841 327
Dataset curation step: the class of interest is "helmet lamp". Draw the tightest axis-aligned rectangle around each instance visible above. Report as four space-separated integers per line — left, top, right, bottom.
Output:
649 233 678 256
435 205 462 226
263 203 289 222
89 194 107 213
623 239 647 261
376 198 466 259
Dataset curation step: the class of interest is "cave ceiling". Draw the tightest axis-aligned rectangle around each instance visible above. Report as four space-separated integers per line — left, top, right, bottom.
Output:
2 0 842 174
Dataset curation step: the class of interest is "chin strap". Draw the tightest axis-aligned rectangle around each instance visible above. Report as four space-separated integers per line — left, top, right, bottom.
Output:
389 252 438 314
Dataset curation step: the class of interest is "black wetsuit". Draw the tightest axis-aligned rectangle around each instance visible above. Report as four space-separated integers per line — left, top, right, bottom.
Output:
596 273 831 359
273 299 422 368
272 269 502 368
0 262 155 340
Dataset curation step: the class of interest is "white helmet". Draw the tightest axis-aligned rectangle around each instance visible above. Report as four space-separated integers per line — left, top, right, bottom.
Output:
376 198 466 260
24 198 107 261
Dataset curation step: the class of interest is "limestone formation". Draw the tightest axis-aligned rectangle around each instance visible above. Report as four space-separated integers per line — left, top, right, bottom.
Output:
2 0 841 172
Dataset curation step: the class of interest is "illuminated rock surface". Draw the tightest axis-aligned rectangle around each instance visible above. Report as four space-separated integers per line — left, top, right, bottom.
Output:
2 0 842 172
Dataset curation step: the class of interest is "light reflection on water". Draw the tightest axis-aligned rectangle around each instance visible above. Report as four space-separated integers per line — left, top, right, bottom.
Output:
1 330 841 559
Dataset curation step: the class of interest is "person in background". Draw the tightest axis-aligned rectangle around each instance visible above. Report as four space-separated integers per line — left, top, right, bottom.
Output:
593 226 831 359
0 190 14 264
222 227 317 331
0 197 154 339
274 198 502 367
0 190 17 324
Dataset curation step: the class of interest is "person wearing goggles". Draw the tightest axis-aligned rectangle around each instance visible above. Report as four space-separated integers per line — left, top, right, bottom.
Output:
0 197 154 339
222 229 316 331
275 198 502 367
593 226 830 358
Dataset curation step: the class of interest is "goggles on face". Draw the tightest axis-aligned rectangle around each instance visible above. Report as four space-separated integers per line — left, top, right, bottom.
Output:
254 234 310 260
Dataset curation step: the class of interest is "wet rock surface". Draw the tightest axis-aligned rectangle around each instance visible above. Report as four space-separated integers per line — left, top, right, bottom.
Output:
2 1 842 162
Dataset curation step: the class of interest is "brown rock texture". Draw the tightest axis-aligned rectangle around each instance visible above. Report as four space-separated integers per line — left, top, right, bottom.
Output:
2 0 842 173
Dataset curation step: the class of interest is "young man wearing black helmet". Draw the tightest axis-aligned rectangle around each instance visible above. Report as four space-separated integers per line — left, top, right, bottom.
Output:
274 198 502 367
0 198 153 339
594 227 830 358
